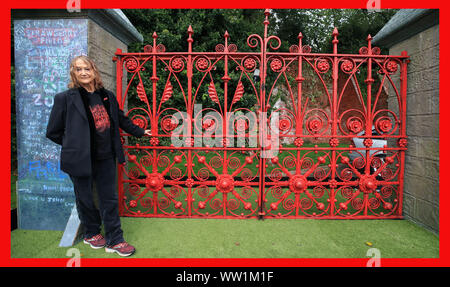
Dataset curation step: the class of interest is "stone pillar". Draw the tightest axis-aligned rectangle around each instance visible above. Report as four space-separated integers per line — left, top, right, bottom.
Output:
373 9 439 233
390 25 439 233
12 9 142 231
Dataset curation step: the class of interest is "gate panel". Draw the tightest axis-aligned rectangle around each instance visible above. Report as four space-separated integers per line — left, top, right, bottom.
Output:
114 10 408 219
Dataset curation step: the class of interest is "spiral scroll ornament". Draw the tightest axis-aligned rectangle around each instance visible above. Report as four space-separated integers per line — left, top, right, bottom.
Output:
131 115 147 130
161 116 178 133
347 118 364 134
305 109 330 136
373 110 398 136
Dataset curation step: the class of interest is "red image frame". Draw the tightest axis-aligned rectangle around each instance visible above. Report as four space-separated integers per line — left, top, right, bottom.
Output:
1 0 445 268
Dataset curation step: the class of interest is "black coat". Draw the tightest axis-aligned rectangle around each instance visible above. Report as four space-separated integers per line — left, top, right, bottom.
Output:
46 87 144 177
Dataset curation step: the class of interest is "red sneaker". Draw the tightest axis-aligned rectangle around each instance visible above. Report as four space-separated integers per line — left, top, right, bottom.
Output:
105 241 136 257
83 234 106 249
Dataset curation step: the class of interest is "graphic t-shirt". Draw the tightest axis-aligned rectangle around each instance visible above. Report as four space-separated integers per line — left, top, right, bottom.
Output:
88 91 114 160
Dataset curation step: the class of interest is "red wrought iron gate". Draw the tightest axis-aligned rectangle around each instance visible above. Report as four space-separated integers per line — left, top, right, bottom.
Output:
113 10 409 219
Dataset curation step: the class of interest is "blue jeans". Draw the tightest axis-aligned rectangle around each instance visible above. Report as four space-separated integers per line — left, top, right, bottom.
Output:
70 158 124 246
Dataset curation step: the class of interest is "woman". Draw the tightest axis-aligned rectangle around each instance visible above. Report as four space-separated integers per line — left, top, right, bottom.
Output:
46 55 151 256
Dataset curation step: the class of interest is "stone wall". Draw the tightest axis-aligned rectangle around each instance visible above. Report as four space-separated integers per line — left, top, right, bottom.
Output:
88 19 127 96
389 25 439 233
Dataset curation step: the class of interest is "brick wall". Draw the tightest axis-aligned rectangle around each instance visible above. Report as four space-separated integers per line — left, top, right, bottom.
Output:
389 25 439 233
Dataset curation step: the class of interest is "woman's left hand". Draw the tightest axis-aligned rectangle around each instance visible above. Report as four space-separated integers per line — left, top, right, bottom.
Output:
144 130 152 136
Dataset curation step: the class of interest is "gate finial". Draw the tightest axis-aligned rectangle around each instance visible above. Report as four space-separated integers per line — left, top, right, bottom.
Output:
332 27 339 54
187 25 194 52
152 32 158 50
224 30 229 51
263 9 271 39
367 34 373 52
298 32 303 47
264 9 270 26
332 27 339 36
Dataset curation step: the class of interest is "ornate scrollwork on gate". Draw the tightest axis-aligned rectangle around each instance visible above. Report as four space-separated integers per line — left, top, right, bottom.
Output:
115 9 408 219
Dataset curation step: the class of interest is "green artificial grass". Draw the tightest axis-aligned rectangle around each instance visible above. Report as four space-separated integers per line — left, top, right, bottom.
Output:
11 218 439 259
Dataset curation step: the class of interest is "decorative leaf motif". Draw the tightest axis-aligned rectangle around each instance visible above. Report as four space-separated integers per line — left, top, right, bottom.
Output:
137 81 148 104
231 82 244 105
208 81 220 105
161 81 173 105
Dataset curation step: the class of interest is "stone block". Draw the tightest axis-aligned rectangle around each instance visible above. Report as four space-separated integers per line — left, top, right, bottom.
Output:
404 173 439 204
390 25 439 57
88 45 114 75
402 192 416 217
417 137 439 161
390 36 421 57
406 114 439 137
430 89 440 114
89 19 127 49
415 198 439 232
407 66 439 95
408 44 439 72
423 158 439 180
88 20 127 80
418 25 440 52
86 19 128 98
405 156 425 176
407 91 432 115
405 135 419 157
101 73 115 92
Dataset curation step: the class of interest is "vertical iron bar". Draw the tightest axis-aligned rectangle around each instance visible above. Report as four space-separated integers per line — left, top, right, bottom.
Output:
258 9 270 219
364 35 374 216
187 26 194 217
330 28 339 216
223 32 229 217
151 34 159 216
295 33 304 217
114 51 124 216
398 51 409 217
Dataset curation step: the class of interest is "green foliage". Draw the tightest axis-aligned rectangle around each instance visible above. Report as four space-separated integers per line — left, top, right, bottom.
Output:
270 9 309 52
320 9 399 54
270 9 398 54
123 9 265 53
